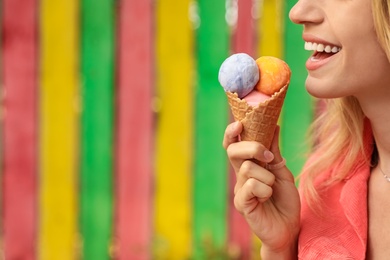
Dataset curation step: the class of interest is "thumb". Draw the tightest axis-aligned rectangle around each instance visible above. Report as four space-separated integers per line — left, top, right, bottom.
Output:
267 126 294 182
269 125 283 164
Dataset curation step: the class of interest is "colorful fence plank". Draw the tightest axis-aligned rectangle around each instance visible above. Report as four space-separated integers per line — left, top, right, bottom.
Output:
80 0 114 259
155 0 194 258
194 0 229 258
115 0 153 259
39 0 79 258
258 0 284 58
2 0 37 258
229 0 254 258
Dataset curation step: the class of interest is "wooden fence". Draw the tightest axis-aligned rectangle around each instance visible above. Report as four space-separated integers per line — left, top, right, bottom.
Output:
0 0 313 259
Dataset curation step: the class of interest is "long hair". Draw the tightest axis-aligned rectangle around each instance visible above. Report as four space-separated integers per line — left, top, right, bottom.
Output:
300 97 365 207
372 0 390 60
301 0 390 208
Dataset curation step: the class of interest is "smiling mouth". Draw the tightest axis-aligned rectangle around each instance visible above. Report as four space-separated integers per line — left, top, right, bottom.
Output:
304 41 341 60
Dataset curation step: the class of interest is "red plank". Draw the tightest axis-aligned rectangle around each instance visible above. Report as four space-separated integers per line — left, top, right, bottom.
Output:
229 0 255 258
233 0 256 55
2 0 37 259
115 0 153 259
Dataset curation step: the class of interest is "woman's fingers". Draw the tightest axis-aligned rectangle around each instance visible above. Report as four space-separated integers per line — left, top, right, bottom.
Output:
223 121 243 149
227 140 274 172
234 177 273 214
234 160 275 195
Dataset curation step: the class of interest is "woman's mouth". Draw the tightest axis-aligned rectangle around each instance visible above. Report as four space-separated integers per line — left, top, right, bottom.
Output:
304 41 341 69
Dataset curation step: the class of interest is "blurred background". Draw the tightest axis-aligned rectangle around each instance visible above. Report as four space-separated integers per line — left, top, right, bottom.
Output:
0 0 314 259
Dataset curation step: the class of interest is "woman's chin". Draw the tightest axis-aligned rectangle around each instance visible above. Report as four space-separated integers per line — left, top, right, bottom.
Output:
305 78 343 99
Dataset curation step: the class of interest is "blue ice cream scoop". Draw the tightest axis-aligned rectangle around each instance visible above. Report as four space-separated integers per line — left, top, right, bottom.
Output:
218 53 259 98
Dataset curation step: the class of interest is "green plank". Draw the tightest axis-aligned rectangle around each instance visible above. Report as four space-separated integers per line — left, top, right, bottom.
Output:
282 0 314 176
80 0 115 258
194 1 230 258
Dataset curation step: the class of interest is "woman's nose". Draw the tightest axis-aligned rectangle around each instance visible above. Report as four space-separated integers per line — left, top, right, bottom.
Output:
289 0 323 25
289 2 303 25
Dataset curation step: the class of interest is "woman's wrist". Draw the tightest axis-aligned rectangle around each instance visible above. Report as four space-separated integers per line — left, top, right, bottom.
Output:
260 242 298 260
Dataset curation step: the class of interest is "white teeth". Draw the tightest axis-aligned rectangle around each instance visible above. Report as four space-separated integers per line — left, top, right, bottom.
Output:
331 46 339 53
304 41 341 53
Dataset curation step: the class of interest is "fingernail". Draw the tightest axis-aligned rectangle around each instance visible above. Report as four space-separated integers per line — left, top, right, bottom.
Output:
264 150 274 161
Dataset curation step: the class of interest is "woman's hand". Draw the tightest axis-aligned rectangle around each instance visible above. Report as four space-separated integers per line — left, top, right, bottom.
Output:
223 121 301 259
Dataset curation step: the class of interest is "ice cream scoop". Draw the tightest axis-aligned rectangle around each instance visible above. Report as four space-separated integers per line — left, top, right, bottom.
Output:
218 53 259 98
254 56 291 96
243 90 270 107
244 56 290 106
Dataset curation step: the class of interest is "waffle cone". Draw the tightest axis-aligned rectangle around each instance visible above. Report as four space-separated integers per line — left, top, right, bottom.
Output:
226 84 288 149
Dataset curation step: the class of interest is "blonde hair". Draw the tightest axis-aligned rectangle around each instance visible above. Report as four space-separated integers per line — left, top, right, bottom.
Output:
301 97 365 208
372 0 390 60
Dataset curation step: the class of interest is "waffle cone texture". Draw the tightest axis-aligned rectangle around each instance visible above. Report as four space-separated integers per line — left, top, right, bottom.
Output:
226 84 288 149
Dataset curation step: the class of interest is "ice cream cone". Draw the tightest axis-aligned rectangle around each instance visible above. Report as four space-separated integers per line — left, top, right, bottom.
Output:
226 84 288 149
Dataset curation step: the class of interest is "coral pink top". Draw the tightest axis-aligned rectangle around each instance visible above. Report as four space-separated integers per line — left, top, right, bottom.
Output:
298 120 374 259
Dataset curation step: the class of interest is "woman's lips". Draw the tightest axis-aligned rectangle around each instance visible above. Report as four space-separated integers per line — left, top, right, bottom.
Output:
302 35 342 71
306 50 339 71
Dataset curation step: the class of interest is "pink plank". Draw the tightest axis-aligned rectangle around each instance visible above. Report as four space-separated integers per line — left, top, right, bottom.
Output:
115 0 153 259
232 0 255 55
229 0 255 258
2 0 37 259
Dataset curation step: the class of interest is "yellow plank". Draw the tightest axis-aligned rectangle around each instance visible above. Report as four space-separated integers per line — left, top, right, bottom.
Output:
154 0 193 258
39 0 79 259
257 0 284 58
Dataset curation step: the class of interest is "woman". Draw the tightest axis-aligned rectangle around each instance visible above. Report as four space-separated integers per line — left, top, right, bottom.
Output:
223 0 390 257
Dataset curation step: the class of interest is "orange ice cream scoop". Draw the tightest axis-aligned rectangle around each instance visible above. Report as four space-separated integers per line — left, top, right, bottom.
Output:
254 56 291 95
